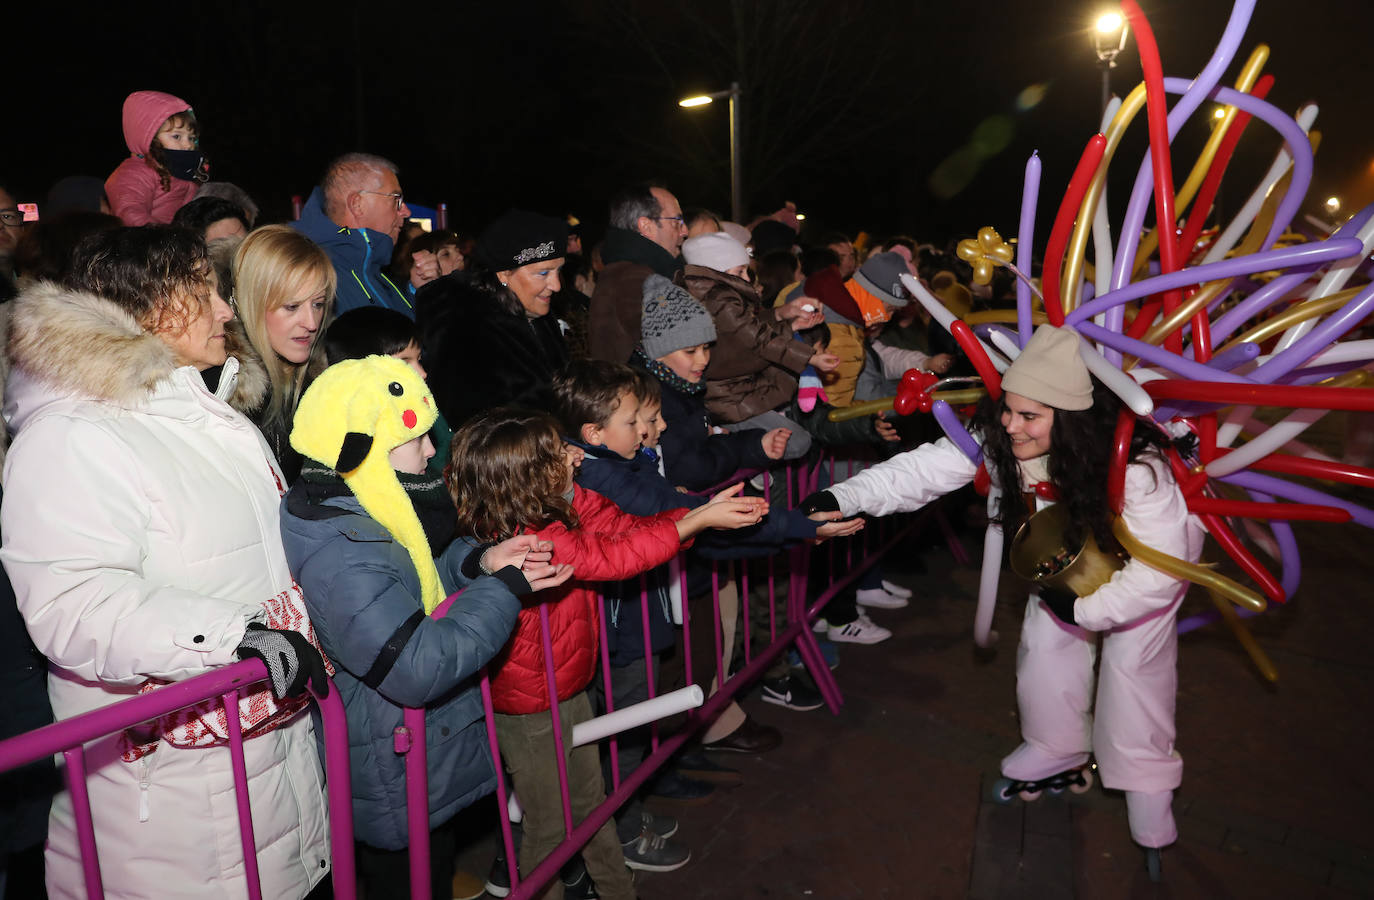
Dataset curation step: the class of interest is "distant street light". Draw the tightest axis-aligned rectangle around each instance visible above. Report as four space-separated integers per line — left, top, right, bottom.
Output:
678 82 744 223
1326 196 1342 216
1092 11 1130 120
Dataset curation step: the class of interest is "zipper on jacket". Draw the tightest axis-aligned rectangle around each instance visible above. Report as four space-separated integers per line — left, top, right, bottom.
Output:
378 271 413 310
138 756 152 822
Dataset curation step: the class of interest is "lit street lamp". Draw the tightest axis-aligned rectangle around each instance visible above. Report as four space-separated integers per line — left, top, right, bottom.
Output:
679 82 744 223
1092 12 1130 120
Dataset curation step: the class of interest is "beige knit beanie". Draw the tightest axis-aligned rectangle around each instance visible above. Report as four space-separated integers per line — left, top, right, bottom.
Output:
1000 324 1093 411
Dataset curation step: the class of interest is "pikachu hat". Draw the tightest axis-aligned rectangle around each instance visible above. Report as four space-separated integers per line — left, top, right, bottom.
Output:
291 355 445 613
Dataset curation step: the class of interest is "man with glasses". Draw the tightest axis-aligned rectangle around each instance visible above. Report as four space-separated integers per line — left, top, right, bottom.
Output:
0 184 25 302
589 183 692 364
292 153 416 318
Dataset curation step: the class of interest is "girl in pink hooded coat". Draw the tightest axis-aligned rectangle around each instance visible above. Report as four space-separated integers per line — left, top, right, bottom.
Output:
105 90 207 225
804 325 1202 874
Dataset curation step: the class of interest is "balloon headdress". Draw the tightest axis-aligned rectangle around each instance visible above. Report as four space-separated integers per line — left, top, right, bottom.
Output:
290 355 445 613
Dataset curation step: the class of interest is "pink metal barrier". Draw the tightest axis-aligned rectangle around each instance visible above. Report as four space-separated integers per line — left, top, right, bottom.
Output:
0 660 356 900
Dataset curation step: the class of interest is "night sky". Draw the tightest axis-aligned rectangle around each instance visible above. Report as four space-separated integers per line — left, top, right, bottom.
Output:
10 0 1371 248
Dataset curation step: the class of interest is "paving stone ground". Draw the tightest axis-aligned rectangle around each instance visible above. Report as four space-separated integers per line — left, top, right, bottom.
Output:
461 478 1374 899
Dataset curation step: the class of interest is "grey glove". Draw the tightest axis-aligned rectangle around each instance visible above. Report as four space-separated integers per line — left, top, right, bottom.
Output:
235 623 330 699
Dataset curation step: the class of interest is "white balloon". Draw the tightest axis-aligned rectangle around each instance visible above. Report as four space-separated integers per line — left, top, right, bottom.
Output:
974 516 1003 648
1078 337 1154 416
1204 405 1329 477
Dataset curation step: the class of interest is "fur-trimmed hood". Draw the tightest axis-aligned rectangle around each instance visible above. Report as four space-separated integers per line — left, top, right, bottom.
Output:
4 281 249 436
221 318 270 414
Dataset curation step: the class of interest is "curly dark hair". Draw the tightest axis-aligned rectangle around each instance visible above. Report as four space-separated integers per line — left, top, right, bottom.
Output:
448 408 578 542
975 378 1172 551
66 225 211 336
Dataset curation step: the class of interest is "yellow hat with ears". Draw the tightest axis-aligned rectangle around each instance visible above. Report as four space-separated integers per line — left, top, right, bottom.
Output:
290 355 446 612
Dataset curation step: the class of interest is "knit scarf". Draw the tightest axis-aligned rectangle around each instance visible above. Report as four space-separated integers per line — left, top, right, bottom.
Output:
632 348 705 396
298 461 457 553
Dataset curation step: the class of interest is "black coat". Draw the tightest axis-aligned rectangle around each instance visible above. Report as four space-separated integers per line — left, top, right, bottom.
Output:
418 274 570 427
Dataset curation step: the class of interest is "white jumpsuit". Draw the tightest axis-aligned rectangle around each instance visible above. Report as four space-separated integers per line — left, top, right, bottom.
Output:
827 436 1203 847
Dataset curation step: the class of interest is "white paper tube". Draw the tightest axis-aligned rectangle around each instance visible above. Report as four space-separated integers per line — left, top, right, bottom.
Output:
571 685 704 748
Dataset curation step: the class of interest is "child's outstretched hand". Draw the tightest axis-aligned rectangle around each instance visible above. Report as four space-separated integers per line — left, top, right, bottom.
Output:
809 509 866 542
873 412 900 442
761 427 792 460
522 563 575 593
484 536 555 573
677 483 767 538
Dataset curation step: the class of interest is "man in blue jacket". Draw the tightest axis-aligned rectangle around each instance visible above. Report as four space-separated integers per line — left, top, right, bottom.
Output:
293 152 416 318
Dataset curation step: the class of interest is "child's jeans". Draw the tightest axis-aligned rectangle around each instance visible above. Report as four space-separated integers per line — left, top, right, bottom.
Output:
494 692 635 900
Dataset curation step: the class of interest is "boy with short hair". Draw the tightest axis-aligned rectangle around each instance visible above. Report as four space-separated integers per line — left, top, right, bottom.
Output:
324 306 454 475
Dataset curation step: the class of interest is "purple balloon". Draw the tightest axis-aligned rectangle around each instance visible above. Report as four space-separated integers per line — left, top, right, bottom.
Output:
1016 152 1041 348
1176 603 1262 636
1064 238 1362 327
1249 279 1374 384
1248 488 1301 599
1164 79 1316 254
1076 321 1250 383
1205 341 1260 373
932 399 983 465
1219 470 1374 529
1207 204 1374 346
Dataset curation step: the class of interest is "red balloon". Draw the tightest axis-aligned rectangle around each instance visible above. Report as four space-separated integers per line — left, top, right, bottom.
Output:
949 320 1003 400
973 462 991 496
1143 380 1374 411
1186 497 1350 523
1197 511 1287 603
1040 132 1107 327
1108 408 1135 515
1213 448 1374 489
1123 0 1186 353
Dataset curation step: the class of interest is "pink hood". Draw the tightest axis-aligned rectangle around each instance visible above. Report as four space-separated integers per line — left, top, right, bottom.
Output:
121 90 192 156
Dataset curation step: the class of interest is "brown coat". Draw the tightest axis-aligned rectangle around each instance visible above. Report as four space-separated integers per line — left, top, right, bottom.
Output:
587 260 654 364
684 265 814 424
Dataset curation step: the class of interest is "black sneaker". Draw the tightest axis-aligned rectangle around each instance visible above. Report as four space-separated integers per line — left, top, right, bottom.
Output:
484 853 511 898
761 673 824 711
561 857 600 899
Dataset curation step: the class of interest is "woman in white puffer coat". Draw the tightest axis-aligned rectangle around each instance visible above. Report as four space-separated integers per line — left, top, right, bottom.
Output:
802 325 1202 868
0 227 331 899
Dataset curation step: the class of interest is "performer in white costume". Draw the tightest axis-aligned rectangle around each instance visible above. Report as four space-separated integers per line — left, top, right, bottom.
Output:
803 325 1202 861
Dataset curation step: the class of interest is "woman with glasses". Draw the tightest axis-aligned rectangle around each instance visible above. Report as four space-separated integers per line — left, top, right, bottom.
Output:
416 209 569 428
204 225 336 483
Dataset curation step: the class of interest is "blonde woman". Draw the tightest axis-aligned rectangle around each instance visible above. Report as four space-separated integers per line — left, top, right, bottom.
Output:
224 224 336 482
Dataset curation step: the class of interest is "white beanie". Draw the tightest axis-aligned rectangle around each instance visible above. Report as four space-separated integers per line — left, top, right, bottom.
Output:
682 232 751 273
1000 325 1093 411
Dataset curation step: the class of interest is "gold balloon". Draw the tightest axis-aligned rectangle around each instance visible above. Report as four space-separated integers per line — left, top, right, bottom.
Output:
1112 518 1266 613
956 227 1014 286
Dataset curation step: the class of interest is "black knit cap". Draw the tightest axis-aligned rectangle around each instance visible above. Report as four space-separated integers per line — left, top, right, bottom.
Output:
478 209 569 272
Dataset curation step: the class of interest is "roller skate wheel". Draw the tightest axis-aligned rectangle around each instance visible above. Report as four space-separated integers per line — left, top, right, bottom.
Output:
1069 768 1094 794
1019 788 1042 802
989 777 1018 804
1144 847 1162 882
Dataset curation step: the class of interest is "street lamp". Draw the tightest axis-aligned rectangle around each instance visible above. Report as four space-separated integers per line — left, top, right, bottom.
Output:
678 82 744 223
1326 196 1341 215
1092 11 1130 120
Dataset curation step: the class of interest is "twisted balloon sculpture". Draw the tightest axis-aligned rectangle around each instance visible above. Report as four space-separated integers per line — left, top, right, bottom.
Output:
898 0 1374 679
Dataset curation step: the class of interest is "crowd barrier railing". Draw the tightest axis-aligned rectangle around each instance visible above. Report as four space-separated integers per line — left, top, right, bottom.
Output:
1 453 971 900
0 659 357 900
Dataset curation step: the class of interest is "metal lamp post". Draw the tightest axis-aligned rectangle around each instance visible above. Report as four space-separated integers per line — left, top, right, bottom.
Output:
679 82 744 223
1092 12 1130 120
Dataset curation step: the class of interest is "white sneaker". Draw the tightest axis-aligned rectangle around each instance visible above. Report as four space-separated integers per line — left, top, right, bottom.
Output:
812 618 829 633
827 615 892 645
856 588 909 610
881 579 914 599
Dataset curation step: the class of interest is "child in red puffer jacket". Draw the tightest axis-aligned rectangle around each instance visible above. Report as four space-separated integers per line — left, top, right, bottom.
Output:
447 408 763 899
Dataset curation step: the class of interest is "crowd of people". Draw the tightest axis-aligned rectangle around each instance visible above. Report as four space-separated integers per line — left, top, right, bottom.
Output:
0 88 1199 899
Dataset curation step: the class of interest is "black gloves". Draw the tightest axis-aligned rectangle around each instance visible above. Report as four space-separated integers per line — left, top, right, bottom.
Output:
1038 585 1078 626
800 490 840 516
236 623 330 699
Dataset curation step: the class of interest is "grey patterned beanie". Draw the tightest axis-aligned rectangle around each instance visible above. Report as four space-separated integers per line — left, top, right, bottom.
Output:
640 274 717 360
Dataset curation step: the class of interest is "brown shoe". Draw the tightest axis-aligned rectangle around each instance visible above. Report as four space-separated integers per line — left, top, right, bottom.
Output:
674 749 744 786
702 715 783 754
